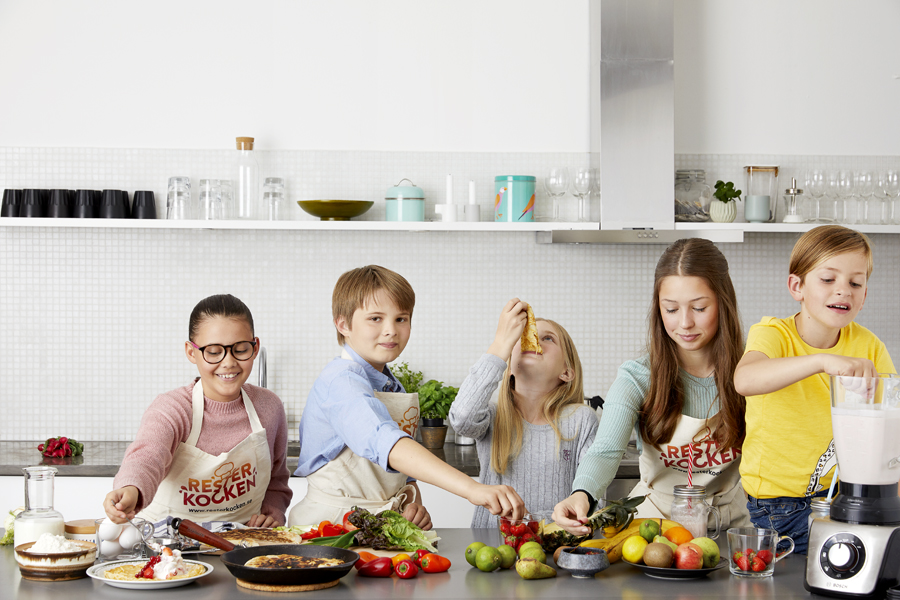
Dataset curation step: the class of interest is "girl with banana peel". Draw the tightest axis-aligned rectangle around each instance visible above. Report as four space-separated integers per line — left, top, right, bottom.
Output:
552 239 751 537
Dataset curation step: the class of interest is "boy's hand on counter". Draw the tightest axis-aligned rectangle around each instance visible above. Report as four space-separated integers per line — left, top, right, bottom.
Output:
246 513 279 528
487 298 528 362
104 486 139 523
401 502 432 531
467 483 525 521
552 492 592 536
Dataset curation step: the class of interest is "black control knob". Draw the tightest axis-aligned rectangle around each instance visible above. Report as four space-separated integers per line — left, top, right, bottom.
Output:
827 542 858 572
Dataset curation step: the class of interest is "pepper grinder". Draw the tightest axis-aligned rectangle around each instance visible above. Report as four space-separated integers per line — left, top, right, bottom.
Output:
782 177 804 223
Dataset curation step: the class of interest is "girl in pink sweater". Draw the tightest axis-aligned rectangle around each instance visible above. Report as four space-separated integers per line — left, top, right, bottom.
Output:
104 294 292 527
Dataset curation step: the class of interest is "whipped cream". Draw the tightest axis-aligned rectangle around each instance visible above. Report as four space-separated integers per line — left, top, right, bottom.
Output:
152 548 188 579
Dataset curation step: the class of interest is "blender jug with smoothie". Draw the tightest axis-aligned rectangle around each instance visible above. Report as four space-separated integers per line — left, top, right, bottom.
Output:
805 374 900 599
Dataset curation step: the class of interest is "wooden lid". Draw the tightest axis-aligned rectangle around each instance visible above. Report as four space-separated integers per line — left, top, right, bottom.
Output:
235 136 254 150
65 519 98 534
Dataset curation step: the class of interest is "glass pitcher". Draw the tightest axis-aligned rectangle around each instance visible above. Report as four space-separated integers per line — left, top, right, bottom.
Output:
14 466 65 547
671 484 721 539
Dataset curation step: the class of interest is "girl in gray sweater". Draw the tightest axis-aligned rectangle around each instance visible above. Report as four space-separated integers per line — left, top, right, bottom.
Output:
449 299 599 528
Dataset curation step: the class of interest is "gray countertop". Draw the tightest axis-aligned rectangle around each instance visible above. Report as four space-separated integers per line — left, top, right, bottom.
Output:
2 528 816 599
0 441 640 479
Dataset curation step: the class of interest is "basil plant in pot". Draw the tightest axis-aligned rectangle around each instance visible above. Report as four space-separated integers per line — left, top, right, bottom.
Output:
710 180 742 223
390 363 458 449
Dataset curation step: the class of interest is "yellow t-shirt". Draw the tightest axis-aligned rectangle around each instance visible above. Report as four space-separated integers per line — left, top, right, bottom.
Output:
740 315 895 499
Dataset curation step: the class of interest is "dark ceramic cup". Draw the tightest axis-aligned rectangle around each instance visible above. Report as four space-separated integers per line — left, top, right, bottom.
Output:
73 189 98 218
47 189 71 218
131 191 157 219
20 189 45 217
100 189 127 218
1 189 22 217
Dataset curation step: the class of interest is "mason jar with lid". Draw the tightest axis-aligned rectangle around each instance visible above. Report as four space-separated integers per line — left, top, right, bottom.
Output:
671 484 721 539
808 498 831 531
674 170 712 222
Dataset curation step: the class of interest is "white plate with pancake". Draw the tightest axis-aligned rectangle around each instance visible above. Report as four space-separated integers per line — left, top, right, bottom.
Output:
86 559 212 589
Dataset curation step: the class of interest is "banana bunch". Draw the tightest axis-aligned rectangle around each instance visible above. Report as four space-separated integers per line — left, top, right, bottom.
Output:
578 518 682 563
540 495 646 553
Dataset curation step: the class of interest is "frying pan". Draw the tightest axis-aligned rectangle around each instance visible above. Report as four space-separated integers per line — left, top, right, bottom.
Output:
172 519 359 586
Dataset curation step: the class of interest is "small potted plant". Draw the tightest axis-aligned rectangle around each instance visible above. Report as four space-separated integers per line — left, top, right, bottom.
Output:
417 380 459 449
710 180 741 223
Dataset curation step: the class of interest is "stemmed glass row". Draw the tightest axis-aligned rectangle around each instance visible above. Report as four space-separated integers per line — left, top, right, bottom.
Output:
542 167 599 222
805 169 900 225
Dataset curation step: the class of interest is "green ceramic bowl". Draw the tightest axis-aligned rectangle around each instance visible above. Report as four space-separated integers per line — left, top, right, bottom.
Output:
297 200 374 221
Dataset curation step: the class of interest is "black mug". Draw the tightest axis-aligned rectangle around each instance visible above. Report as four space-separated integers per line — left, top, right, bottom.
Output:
131 191 157 219
47 189 71 218
73 189 98 218
100 189 127 219
20 189 45 218
1 189 22 217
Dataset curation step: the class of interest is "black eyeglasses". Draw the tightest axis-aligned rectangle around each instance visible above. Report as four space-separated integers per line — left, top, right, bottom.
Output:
189 340 257 364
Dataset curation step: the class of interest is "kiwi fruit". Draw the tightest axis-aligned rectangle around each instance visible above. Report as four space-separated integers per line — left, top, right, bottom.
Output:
642 542 674 568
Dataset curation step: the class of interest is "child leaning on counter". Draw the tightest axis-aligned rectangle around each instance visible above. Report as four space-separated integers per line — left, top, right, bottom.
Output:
449 299 598 528
287 265 525 529
104 294 292 527
734 225 896 555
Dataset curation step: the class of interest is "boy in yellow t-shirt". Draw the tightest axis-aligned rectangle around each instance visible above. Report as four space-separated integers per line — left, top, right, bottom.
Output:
734 225 895 555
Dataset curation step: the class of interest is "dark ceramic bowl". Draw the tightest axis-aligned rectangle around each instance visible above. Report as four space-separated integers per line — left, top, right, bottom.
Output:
297 199 373 221
556 546 610 578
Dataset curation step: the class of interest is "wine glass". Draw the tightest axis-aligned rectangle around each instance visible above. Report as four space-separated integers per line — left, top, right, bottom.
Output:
543 167 569 221
874 171 890 225
572 167 595 222
856 171 876 224
836 170 856 224
805 169 827 223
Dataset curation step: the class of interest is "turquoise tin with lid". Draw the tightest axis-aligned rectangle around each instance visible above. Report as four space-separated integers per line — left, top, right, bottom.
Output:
494 175 536 222
385 178 425 222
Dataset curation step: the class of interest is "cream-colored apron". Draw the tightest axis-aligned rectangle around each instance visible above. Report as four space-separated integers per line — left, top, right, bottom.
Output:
138 381 272 524
628 414 751 531
287 351 420 527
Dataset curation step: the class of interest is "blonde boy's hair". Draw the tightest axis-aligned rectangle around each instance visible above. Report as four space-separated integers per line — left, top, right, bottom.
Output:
332 265 415 346
490 318 585 475
789 225 874 282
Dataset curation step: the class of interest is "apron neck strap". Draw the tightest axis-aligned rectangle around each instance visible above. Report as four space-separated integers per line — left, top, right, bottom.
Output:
187 381 261 447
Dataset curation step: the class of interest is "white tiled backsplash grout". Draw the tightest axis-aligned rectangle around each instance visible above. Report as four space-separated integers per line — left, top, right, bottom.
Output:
1 148 898 442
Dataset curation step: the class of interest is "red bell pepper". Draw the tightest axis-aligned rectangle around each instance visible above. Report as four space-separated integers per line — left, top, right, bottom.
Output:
395 559 418 579
354 551 379 570
321 523 344 537
420 553 451 573
342 510 358 532
300 528 321 540
411 549 429 567
357 556 393 577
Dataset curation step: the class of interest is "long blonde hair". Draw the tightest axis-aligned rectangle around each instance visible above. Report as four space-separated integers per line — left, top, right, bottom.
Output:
490 318 585 475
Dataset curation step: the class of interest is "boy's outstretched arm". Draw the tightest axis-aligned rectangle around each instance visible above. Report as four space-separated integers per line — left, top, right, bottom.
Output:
734 350 879 397
388 437 526 521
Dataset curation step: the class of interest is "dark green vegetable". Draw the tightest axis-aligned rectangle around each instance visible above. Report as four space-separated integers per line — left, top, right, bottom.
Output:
310 507 440 553
390 362 423 394
417 380 458 420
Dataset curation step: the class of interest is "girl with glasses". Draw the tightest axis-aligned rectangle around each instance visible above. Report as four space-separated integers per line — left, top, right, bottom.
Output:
102 294 292 529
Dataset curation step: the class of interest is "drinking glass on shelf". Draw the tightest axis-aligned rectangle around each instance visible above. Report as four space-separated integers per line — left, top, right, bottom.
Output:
873 171 890 225
825 170 842 223
543 167 569 221
805 169 827 223
837 170 857 224
857 171 876 224
884 170 900 225
572 167 595 222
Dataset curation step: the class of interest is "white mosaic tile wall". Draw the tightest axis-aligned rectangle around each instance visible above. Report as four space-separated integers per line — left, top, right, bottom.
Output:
1 148 898 442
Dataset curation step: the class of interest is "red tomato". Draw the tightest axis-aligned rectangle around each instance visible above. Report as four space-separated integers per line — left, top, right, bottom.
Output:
342 511 359 532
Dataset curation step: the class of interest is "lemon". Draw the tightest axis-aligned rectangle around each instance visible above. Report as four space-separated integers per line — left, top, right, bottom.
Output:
621 535 649 564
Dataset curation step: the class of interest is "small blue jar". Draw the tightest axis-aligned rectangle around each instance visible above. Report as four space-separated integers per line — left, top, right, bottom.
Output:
385 179 425 222
494 175 536 222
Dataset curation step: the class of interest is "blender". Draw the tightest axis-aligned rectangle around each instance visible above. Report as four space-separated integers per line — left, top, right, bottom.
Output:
805 374 900 599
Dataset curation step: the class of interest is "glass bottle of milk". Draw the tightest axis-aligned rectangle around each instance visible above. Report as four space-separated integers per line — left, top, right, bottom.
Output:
14 467 65 546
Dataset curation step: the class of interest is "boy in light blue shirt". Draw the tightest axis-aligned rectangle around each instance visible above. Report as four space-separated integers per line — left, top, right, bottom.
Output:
287 265 525 528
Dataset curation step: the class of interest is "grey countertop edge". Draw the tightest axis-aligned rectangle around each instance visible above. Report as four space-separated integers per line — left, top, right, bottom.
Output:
0 441 640 479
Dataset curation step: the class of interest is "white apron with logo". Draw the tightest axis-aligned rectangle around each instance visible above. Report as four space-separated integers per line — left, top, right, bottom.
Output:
138 381 272 524
287 351 420 527
628 414 750 531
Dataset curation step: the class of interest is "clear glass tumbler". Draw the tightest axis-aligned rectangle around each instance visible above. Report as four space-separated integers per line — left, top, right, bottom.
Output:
263 177 285 221
167 176 191 220
198 179 223 220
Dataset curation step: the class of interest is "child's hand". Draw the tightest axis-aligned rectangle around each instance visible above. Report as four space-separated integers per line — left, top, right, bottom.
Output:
246 513 280 528
552 492 592 536
821 355 879 380
103 486 139 524
486 298 528 362
467 483 526 521
401 502 433 531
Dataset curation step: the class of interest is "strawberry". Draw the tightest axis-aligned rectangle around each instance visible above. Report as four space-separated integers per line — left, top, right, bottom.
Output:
520 531 536 543
735 555 750 571
504 535 518 548
499 520 511 535
751 556 766 572
756 550 774 565
732 551 744 562
510 523 527 537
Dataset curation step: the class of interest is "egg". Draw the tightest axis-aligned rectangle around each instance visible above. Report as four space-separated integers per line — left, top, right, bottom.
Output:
100 539 123 557
97 519 123 542
118 525 143 550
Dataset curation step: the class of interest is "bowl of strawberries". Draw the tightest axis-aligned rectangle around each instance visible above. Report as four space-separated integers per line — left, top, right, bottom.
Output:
497 513 549 551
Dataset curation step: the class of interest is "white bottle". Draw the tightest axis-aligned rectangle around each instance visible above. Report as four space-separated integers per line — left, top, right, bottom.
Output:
234 137 259 219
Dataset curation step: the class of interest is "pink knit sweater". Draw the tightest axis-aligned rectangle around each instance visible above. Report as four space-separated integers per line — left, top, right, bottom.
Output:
113 381 292 524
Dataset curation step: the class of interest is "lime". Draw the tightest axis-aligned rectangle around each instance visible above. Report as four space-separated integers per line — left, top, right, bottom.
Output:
639 519 660 543
622 535 649 564
496 544 517 569
475 545 502 572
465 541 487 567
517 541 542 556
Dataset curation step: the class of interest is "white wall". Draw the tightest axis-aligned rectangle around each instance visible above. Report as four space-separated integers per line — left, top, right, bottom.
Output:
0 0 589 152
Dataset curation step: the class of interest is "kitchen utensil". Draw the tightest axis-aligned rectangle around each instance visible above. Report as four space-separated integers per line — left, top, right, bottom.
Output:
297 199 374 221
556 546 611 578
744 166 778 223
171 518 241 552
131 191 157 219
782 177 804 223
47 189 71 218
86 558 212 589
1 189 22 217
15 540 97 581
496 175 537 222
221 543 358 586
95 517 153 562
385 179 425 222
20 189 44 218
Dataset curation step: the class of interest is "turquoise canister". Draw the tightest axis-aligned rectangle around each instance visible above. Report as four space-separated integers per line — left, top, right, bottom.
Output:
385 179 425 222
494 175 536 222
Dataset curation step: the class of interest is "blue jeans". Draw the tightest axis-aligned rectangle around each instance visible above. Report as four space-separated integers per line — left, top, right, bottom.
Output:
746 492 828 556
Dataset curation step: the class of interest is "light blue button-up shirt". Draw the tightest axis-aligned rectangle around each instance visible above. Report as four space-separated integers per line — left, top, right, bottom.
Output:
294 345 411 477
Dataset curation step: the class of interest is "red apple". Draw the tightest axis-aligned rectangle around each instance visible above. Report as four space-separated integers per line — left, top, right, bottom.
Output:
674 542 704 570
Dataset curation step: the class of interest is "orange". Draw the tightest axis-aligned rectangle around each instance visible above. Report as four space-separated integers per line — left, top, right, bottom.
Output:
663 526 693 546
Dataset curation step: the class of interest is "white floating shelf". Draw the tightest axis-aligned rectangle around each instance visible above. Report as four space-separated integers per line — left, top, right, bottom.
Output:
674 222 900 235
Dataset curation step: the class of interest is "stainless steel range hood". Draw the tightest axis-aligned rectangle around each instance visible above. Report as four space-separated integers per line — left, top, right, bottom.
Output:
542 0 742 244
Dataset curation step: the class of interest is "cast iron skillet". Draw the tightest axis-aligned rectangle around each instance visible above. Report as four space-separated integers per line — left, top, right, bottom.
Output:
173 518 358 586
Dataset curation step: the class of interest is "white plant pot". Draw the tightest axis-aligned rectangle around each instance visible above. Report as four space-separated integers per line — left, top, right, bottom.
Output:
709 200 737 223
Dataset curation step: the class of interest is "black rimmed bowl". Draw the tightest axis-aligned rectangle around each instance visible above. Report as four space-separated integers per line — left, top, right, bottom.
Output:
556 546 610 578
220 543 358 586
297 199 374 221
